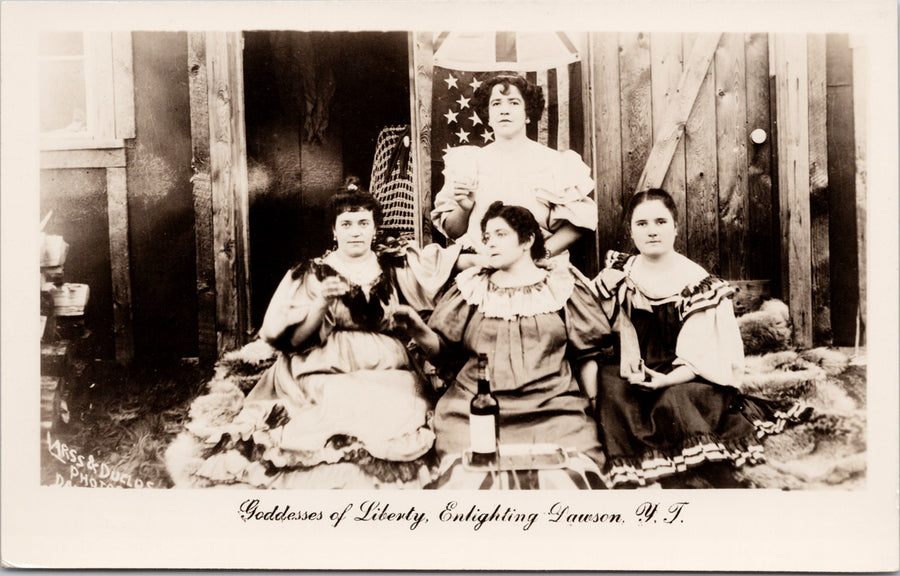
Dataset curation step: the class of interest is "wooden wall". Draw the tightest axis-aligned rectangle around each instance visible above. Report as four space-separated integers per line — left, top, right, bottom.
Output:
41 31 865 364
586 32 865 347
591 32 778 284
128 32 197 360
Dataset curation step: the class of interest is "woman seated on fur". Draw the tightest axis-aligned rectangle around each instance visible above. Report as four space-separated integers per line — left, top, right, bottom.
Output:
393 202 611 489
593 188 807 489
168 181 463 489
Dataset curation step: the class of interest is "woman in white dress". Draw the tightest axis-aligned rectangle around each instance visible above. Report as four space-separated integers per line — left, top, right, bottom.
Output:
431 72 597 259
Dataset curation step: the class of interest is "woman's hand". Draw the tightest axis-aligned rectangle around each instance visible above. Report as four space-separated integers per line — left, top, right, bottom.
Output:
441 180 478 239
315 276 349 308
391 305 429 337
635 367 671 389
391 305 441 357
632 365 695 390
450 180 477 212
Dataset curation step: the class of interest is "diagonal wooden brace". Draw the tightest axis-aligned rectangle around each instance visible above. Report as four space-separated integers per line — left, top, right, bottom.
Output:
634 33 722 193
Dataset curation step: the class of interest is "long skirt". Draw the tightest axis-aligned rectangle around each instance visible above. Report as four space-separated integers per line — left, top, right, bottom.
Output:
597 365 793 488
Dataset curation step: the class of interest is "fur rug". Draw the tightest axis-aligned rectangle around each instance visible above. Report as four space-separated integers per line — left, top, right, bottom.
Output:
164 299 866 490
736 300 866 489
164 341 435 489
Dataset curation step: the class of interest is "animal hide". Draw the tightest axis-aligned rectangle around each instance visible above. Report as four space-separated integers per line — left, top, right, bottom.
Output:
738 298 792 355
735 299 864 489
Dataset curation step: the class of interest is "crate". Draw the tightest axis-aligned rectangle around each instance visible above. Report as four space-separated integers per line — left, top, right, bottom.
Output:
51 283 89 317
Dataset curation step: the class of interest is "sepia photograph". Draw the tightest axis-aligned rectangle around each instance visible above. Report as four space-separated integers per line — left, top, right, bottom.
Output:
2 0 898 571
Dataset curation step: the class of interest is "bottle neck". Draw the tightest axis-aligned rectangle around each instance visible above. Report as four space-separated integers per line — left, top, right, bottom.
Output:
476 375 491 395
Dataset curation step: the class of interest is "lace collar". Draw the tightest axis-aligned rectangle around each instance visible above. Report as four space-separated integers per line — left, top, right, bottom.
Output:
455 262 575 320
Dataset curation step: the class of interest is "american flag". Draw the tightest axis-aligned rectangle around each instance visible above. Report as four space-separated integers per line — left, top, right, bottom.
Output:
430 31 585 202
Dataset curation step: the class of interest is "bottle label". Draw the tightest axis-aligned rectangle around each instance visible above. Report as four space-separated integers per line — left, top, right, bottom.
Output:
469 414 497 454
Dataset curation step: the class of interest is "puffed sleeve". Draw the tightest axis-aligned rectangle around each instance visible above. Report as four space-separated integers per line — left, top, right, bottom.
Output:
592 252 645 380
535 149 597 233
674 280 745 388
394 241 463 311
426 280 474 347
258 266 322 346
563 268 612 357
430 146 481 237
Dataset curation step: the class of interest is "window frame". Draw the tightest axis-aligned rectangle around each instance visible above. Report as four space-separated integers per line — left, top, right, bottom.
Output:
39 31 134 151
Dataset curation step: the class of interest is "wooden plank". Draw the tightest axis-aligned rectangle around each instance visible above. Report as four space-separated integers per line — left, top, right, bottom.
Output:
40 148 126 169
649 32 687 253
106 166 134 365
556 65 570 151
111 31 136 139
205 31 252 354
850 34 867 346
744 33 776 283
188 32 217 363
825 34 858 345
576 32 592 163
227 32 253 341
207 31 239 354
573 36 598 277
618 32 652 215
637 33 720 197
715 33 750 281
409 32 433 246
807 34 832 345
591 32 624 256
772 34 814 348
682 34 719 273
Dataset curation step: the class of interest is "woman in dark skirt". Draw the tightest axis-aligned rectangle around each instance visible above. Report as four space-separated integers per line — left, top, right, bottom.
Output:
593 188 799 488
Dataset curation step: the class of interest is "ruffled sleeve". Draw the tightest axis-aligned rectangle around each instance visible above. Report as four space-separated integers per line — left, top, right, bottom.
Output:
393 241 463 311
592 251 645 380
593 251 631 321
258 265 322 347
430 146 481 237
563 267 612 356
674 278 745 388
534 149 597 232
426 272 477 346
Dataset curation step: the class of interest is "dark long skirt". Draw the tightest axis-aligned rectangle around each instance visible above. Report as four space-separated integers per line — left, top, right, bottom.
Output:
597 364 782 488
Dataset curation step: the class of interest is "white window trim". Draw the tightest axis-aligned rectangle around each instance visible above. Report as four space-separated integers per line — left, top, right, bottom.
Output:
40 31 134 152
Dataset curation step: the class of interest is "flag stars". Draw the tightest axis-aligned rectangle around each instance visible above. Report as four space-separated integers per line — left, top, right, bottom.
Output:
480 130 494 143
444 74 459 90
456 95 471 109
469 77 483 91
469 112 482 126
444 109 459 124
455 127 471 143
444 144 455 155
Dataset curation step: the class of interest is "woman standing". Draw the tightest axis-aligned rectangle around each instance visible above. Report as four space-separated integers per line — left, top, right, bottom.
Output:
169 182 461 489
594 188 799 488
431 72 597 258
395 202 610 489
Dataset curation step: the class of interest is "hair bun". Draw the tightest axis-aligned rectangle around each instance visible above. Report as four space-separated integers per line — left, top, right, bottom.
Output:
343 175 362 192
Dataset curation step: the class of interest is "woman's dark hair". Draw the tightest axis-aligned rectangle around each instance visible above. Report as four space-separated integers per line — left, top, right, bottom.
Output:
329 176 383 228
480 201 546 261
473 72 545 126
626 188 678 224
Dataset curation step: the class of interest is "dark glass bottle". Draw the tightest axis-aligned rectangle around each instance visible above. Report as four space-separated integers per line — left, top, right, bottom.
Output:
469 353 499 467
